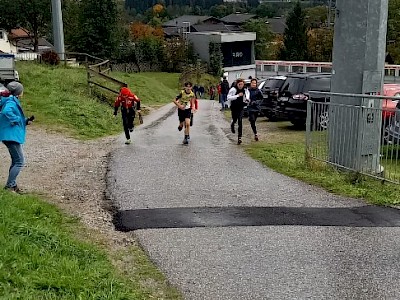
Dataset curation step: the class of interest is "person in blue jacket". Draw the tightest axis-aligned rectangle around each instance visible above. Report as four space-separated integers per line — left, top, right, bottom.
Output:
0 81 33 193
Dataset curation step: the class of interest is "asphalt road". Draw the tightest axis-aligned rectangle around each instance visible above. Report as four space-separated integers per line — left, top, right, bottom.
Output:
108 100 400 300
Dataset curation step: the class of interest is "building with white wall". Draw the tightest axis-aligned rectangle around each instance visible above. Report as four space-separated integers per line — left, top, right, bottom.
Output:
0 29 17 54
188 31 257 83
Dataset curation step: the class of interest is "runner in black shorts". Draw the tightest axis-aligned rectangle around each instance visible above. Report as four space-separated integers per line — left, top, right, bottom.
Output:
173 82 196 144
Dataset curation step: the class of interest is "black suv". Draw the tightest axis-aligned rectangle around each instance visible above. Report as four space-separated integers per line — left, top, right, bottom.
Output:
259 75 287 121
276 73 331 127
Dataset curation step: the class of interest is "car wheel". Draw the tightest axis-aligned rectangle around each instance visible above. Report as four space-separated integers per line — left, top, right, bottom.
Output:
290 120 305 128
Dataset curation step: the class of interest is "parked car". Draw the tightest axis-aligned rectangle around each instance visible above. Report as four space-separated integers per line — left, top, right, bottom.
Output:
259 75 287 121
379 84 400 144
276 73 332 127
381 84 400 125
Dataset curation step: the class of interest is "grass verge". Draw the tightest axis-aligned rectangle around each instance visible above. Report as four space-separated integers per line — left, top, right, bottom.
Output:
16 62 179 139
0 190 181 299
244 121 400 206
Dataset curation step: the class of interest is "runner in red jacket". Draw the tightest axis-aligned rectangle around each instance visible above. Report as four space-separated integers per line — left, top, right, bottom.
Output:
114 87 141 144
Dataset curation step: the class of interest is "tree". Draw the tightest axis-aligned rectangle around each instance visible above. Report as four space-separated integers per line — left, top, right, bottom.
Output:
74 0 119 58
387 0 400 63
242 19 274 60
247 0 259 8
0 0 51 52
279 1 308 61
255 3 275 18
63 0 81 51
307 28 333 62
209 42 223 76
130 22 164 41
304 5 328 28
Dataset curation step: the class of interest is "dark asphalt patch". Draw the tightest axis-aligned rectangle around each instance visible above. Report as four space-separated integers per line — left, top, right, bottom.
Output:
114 206 400 231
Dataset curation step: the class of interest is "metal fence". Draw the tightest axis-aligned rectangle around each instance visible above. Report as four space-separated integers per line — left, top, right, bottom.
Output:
15 52 41 61
306 91 400 184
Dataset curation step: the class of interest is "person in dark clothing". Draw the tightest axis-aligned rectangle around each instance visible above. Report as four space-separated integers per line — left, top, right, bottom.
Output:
227 78 247 145
247 78 263 141
114 87 141 145
198 86 205 98
220 76 230 111
193 85 199 98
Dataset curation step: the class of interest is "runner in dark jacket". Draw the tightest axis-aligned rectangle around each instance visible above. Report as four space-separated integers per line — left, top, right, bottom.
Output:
247 79 263 141
227 78 247 145
219 77 230 111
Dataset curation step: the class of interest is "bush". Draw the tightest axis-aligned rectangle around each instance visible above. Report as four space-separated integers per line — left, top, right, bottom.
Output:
41 50 60 65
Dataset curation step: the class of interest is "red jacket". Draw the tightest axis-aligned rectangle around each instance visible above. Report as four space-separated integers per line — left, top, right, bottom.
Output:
114 87 140 113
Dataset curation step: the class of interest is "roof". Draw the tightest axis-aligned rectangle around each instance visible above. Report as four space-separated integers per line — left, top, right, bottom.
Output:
8 28 30 39
163 27 181 37
220 13 257 25
265 17 287 35
163 15 219 28
15 37 54 53
191 24 233 33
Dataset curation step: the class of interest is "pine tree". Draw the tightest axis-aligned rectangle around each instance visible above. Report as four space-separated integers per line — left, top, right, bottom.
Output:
76 0 118 58
279 1 308 61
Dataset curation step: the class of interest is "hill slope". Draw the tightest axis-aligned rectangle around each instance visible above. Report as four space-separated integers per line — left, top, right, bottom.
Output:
16 62 179 139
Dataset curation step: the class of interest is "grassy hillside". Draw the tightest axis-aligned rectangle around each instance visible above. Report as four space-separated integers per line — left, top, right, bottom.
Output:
16 62 179 139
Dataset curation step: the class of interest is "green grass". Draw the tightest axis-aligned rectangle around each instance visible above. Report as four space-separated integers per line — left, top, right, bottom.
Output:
112 71 180 107
16 62 179 139
0 190 181 299
245 121 400 206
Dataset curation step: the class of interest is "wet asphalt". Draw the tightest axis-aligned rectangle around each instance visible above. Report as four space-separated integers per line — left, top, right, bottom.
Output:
107 100 400 300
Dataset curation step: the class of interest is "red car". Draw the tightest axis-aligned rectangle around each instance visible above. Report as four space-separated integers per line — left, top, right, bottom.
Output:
382 84 400 124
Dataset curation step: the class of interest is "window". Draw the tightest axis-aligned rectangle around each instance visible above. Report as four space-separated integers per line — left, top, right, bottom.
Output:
305 78 331 92
281 78 305 95
0 31 4 40
221 41 253 67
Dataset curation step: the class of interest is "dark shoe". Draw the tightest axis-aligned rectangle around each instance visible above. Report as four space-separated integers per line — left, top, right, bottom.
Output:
231 123 235 134
183 138 189 145
178 125 183 132
237 138 242 145
255 134 259 141
4 185 21 194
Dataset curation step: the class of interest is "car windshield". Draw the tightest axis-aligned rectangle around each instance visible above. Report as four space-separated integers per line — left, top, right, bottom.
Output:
264 79 285 90
304 78 331 92
280 78 305 95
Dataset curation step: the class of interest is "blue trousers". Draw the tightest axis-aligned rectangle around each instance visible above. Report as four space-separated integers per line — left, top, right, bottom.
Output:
3 141 24 188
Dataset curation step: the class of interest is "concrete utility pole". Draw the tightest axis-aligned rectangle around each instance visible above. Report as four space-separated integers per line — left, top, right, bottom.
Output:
51 0 65 60
327 0 332 28
329 0 389 173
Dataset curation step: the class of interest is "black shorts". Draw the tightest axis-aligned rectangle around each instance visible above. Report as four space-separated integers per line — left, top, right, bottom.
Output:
178 108 192 122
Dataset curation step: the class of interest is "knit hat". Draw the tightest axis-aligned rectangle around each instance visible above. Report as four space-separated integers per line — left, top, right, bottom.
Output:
120 87 132 97
6 81 24 96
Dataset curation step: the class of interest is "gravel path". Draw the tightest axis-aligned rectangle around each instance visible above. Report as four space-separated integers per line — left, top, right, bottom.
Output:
0 127 135 248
